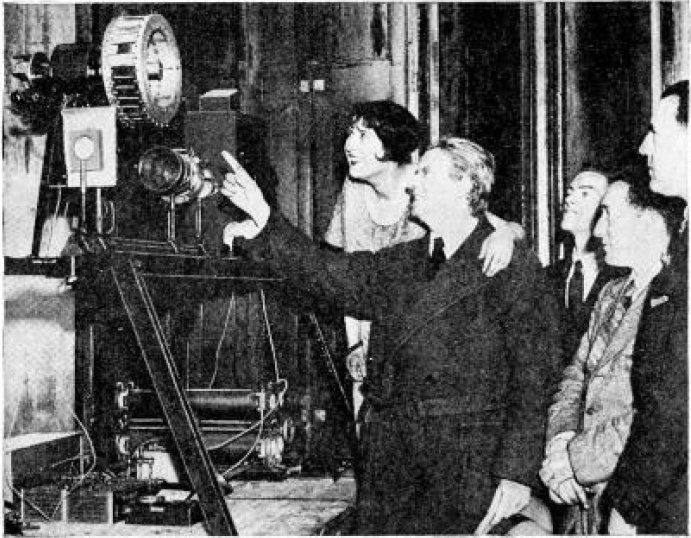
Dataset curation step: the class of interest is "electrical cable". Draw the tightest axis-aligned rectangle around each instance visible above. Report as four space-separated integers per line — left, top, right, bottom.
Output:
207 293 236 389
49 407 96 519
259 289 280 382
5 398 94 522
133 436 162 455
259 288 289 401
48 455 83 469
207 406 277 452
221 407 265 479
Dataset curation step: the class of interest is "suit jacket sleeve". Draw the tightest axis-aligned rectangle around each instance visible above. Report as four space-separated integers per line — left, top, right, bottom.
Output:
491 250 563 489
547 281 634 486
568 409 633 487
239 211 392 320
545 327 591 442
605 286 688 527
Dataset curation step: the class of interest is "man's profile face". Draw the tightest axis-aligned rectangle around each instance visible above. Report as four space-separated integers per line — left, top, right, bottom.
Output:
344 118 389 185
408 148 471 231
594 181 664 268
639 96 688 199
561 171 609 235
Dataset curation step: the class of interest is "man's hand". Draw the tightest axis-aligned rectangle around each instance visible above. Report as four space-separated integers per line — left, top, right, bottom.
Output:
479 226 515 276
608 508 637 535
548 477 589 506
539 432 588 506
219 151 270 229
223 220 263 248
474 479 531 535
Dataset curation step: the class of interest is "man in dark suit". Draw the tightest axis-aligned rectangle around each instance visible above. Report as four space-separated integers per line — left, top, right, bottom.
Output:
603 80 688 535
547 170 622 366
220 139 561 534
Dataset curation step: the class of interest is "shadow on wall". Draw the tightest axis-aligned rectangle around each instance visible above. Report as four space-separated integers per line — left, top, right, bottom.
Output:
4 276 75 437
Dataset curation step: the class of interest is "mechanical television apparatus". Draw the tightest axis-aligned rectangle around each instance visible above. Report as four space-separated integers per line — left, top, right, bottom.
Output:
10 13 291 535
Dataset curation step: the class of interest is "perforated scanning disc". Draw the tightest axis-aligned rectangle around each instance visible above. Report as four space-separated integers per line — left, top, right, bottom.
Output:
101 14 182 126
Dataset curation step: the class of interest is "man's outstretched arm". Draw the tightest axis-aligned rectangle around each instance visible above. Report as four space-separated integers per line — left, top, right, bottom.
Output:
220 151 390 320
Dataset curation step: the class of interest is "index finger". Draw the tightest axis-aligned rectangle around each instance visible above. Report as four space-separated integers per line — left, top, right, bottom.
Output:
221 150 241 173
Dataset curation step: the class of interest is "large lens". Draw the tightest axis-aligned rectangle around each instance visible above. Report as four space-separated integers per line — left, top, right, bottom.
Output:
138 146 186 195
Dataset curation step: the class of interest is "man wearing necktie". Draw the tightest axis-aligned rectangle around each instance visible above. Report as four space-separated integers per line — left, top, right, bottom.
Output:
603 80 688 535
540 163 684 534
220 138 561 535
547 170 623 369
324 101 520 426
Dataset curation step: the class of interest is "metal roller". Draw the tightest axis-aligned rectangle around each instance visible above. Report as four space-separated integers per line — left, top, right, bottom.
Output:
125 388 265 420
101 14 182 126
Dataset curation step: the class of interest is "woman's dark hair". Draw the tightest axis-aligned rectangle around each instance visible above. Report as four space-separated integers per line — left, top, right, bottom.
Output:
351 101 420 164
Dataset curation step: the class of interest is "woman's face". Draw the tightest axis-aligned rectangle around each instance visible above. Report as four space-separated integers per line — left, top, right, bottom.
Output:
344 118 389 184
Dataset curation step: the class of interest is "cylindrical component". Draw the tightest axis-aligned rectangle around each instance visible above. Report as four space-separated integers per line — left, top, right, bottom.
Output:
127 429 260 464
138 146 206 198
128 418 255 432
125 388 263 420
50 43 100 81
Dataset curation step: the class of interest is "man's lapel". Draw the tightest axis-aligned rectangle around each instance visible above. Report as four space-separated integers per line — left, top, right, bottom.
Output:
634 264 685 356
387 218 494 357
594 301 641 373
595 266 681 373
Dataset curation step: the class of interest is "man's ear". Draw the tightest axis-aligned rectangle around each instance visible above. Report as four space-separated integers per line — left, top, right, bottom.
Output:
642 209 670 250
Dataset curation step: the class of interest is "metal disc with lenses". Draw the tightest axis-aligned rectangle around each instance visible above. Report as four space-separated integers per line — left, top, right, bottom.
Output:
138 146 205 198
101 14 182 126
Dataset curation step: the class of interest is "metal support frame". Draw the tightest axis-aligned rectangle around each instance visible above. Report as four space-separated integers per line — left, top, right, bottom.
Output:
109 252 238 536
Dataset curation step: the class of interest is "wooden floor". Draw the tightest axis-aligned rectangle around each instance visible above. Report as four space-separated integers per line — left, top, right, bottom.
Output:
20 477 356 536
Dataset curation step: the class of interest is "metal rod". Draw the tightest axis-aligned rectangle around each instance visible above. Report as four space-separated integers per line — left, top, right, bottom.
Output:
80 161 87 234
167 196 176 244
95 188 103 235
308 312 352 415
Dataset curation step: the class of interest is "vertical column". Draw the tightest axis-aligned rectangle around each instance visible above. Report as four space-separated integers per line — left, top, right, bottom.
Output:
563 3 584 182
651 0 662 103
389 3 406 106
534 2 550 266
554 4 565 216
670 0 690 84
240 3 261 116
427 4 440 145
406 4 420 118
